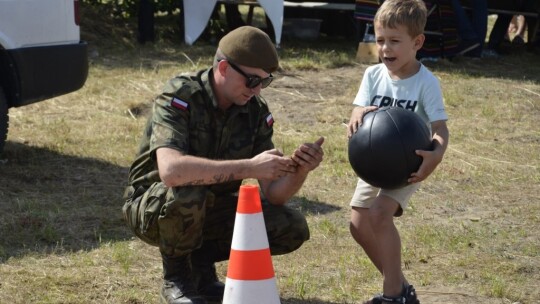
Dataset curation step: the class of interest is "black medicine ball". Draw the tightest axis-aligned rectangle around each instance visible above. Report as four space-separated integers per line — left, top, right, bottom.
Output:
348 106 432 189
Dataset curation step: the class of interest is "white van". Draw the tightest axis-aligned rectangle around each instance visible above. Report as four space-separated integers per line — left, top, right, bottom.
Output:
0 0 88 152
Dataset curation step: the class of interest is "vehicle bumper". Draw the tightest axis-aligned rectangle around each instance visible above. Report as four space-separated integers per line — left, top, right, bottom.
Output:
4 41 88 107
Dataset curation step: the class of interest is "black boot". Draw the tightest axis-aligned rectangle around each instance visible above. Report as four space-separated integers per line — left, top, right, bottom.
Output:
161 254 208 304
191 242 227 303
192 263 225 303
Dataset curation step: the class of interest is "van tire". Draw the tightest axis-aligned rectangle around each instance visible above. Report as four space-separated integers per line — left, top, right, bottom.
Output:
0 87 8 154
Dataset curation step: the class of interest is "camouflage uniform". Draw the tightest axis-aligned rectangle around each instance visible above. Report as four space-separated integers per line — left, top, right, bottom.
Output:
123 68 310 260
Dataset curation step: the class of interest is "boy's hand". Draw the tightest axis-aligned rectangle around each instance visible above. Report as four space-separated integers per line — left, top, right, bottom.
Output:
410 120 448 183
347 106 378 139
408 149 443 183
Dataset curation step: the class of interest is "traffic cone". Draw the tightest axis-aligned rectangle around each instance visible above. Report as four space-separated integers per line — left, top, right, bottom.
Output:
222 184 281 304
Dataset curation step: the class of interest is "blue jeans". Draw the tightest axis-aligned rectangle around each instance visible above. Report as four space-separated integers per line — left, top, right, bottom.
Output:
450 0 488 56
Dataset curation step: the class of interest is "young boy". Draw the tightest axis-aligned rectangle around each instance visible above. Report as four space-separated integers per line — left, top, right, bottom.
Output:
347 0 450 303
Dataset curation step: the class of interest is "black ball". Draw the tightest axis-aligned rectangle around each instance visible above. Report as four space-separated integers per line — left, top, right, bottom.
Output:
348 106 432 189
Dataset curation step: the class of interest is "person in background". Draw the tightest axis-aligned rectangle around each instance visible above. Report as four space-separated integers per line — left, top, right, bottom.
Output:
122 26 324 304
486 0 539 55
507 15 527 45
449 0 489 57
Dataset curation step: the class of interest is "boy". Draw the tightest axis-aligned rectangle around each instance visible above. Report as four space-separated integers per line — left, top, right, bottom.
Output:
347 0 450 303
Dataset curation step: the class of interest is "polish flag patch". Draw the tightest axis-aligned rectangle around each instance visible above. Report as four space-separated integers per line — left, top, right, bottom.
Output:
171 97 189 111
265 113 274 127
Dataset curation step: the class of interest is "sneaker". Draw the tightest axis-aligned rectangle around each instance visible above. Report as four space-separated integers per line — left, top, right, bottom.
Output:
481 48 501 59
367 284 420 304
403 284 420 304
456 40 480 56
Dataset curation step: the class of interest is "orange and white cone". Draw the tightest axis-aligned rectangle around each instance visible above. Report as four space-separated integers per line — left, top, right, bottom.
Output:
222 184 281 304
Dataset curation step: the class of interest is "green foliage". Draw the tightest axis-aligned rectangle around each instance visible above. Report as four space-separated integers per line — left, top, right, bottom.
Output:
81 0 181 19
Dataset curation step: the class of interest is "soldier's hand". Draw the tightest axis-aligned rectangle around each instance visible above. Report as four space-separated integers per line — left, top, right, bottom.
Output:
291 137 324 173
251 149 297 180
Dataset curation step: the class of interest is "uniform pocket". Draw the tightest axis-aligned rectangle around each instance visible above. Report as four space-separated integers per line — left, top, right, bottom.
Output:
122 183 168 246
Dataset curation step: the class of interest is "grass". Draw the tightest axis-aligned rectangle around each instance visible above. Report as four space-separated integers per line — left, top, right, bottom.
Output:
1 5 539 304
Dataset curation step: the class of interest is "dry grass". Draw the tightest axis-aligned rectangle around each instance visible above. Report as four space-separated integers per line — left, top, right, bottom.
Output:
1 5 539 304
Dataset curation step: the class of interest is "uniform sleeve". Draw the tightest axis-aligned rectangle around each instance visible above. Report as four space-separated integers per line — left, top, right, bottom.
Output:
149 78 192 158
252 98 275 156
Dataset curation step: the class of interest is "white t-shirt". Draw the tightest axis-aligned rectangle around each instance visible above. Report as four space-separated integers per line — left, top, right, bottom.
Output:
352 63 448 126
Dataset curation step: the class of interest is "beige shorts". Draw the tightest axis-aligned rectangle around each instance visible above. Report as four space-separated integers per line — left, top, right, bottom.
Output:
349 178 421 216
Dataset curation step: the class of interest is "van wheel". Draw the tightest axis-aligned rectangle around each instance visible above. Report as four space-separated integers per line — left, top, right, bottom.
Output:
0 87 9 154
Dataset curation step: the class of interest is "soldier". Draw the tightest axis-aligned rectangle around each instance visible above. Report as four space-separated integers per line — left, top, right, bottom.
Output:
123 26 325 304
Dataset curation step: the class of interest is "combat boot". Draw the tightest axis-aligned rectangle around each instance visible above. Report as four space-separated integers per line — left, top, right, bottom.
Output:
192 263 225 303
161 254 208 304
191 242 227 303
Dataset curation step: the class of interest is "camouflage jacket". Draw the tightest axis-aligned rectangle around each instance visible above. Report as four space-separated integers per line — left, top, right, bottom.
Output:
126 68 275 195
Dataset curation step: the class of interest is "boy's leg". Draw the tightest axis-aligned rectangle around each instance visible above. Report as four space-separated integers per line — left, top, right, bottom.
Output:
349 179 420 303
349 180 402 298
349 179 382 274
350 207 383 273
369 195 403 298
351 206 410 285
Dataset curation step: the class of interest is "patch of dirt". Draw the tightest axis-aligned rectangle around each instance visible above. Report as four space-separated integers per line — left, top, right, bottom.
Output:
416 287 522 304
267 66 363 126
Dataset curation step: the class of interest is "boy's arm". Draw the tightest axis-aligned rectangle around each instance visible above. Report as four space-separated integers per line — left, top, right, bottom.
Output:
408 120 449 183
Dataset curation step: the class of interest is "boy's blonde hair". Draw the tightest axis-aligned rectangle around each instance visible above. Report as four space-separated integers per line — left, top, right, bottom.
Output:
374 0 427 38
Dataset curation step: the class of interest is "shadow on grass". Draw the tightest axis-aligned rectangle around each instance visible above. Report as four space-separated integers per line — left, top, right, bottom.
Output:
0 141 132 262
289 196 342 216
0 141 341 263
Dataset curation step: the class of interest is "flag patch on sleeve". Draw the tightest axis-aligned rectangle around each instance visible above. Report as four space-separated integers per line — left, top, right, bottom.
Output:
171 97 189 111
265 113 274 127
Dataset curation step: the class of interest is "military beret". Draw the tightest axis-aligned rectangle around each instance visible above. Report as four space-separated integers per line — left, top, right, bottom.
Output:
218 26 279 73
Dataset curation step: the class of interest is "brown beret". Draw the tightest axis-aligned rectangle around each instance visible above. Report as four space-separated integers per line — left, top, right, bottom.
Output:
218 26 279 73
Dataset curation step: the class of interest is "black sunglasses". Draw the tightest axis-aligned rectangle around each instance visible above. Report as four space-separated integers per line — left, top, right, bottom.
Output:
224 60 273 89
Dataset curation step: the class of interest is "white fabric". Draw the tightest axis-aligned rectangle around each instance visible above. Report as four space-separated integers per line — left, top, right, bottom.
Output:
183 0 283 46
223 277 280 304
257 0 283 46
352 63 448 127
183 0 218 45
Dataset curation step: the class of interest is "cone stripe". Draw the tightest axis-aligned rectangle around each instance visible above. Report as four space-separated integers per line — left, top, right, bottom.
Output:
224 278 281 303
227 248 275 280
236 185 262 214
231 213 270 250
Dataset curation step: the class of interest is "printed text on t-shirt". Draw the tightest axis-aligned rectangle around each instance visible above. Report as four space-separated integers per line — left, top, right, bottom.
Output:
370 95 418 111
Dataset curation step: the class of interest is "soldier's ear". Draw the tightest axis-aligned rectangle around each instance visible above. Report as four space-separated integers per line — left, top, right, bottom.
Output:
217 60 229 76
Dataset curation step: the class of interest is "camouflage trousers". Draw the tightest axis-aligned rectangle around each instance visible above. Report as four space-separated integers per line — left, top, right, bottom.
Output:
122 183 310 259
